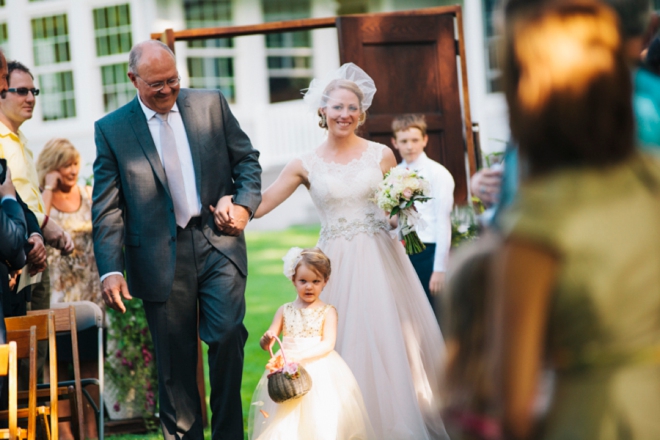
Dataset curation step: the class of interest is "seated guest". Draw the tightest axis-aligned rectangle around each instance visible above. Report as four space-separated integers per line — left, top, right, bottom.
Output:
37 138 101 308
36 138 100 439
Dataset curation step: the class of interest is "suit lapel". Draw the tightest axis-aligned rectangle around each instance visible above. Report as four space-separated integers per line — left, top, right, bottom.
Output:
178 90 203 199
128 97 170 197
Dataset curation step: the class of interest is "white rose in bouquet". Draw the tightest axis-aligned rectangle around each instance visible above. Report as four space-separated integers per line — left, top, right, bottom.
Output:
373 168 431 254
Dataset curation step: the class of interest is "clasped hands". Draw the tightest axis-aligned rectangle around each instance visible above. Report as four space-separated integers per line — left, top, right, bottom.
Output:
210 195 250 236
25 219 75 275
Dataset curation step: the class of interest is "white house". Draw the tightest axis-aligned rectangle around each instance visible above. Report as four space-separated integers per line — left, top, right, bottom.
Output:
14 0 645 228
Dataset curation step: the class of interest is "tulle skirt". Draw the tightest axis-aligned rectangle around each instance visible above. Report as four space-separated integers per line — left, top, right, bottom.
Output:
248 337 375 440
318 229 448 439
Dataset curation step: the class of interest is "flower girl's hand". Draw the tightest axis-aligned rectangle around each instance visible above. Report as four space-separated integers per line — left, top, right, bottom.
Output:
259 331 276 351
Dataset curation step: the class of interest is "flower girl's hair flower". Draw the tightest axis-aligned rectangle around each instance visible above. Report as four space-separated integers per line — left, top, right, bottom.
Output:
282 247 332 281
282 247 305 280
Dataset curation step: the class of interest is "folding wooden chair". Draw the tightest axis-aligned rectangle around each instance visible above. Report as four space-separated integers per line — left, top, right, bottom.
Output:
48 301 104 440
3 327 37 439
0 341 26 439
27 307 84 440
2 313 59 440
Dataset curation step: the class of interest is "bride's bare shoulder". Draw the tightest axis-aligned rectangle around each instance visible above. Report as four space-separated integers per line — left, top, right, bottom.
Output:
283 157 308 176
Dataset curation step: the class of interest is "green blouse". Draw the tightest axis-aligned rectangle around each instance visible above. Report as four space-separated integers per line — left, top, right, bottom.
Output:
502 153 660 440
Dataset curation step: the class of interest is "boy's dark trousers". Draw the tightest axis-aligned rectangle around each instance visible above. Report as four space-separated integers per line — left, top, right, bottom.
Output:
408 243 442 324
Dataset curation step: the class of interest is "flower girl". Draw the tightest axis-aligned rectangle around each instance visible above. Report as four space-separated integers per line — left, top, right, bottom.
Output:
248 247 374 440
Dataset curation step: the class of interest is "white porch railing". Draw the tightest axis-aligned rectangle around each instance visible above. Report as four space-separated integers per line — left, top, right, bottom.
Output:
253 100 326 170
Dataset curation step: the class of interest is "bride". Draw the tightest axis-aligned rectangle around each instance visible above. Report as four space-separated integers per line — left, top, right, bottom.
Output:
219 63 448 439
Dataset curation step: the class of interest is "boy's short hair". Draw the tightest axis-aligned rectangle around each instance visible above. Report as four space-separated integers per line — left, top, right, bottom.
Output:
391 114 427 137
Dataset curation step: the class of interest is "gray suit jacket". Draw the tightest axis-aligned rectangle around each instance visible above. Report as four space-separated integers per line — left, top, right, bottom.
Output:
92 89 261 302
0 198 27 270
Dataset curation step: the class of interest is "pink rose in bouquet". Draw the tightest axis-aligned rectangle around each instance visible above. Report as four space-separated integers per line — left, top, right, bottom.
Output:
373 168 431 254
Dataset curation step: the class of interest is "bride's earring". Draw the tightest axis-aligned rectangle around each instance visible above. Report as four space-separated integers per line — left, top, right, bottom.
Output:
318 111 327 129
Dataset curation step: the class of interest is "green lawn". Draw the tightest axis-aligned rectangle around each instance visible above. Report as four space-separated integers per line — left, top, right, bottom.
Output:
108 225 320 439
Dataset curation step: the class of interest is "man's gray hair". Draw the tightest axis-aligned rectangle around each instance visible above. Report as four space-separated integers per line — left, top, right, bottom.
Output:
602 0 651 37
128 40 176 74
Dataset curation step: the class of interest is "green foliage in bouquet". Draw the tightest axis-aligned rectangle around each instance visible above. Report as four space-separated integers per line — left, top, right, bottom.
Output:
374 168 432 255
106 298 159 425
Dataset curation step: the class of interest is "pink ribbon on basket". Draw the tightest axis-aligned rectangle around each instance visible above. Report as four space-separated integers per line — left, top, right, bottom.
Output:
266 335 299 378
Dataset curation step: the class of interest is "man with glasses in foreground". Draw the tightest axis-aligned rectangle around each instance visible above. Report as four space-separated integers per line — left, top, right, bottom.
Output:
0 61 74 313
93 40 261 439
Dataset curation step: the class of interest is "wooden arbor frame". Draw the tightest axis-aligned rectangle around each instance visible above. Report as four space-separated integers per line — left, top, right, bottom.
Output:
151 5 477 181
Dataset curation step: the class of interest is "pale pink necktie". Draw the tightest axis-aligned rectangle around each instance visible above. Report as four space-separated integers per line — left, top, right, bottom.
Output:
157 112 190 228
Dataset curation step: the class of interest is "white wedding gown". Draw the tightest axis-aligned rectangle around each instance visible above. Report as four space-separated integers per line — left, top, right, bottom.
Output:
299 142 449 439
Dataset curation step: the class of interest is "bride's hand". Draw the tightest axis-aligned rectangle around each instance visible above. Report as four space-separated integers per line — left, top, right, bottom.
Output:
210 195 234 231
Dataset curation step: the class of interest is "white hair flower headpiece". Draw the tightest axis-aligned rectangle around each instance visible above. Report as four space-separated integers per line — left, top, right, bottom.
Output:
282 247 304 280
301 62 377 112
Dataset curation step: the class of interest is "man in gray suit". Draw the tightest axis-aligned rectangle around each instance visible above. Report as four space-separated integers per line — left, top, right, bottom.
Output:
92 40 261 439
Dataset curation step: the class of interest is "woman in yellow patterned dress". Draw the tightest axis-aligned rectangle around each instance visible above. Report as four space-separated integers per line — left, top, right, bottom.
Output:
37 138 101 308
37 138 101 439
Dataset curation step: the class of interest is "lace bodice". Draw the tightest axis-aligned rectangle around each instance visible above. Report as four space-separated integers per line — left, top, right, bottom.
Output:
282 303 334 338
300 142 390 243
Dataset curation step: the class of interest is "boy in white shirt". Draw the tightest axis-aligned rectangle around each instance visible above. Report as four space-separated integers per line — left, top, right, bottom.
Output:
392 114 454 315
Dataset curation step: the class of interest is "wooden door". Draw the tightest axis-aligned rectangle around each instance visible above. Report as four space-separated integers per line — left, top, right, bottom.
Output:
337 10 469 201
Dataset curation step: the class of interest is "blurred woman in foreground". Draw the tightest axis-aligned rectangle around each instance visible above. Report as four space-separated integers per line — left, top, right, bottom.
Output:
492 1 660 439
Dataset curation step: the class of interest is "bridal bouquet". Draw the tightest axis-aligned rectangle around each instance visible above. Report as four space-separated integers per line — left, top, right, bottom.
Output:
374 168 431 255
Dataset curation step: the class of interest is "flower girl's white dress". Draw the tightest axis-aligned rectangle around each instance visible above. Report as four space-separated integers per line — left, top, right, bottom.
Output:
248 303 374 440
299 142 449 439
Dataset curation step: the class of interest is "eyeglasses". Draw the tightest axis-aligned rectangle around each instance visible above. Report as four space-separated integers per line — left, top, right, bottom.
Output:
6 87 40 97
136 75 181 92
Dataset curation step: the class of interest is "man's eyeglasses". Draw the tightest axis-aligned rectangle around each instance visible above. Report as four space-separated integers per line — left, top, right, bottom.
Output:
136 76 181 92
6 87 40 97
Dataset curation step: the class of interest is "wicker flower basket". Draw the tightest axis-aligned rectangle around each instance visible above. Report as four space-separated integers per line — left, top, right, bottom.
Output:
267 335 312 403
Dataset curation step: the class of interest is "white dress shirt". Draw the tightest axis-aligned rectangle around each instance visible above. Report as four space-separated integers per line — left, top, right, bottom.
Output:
138 96 202 217
399 152 454 272
100 97 202 283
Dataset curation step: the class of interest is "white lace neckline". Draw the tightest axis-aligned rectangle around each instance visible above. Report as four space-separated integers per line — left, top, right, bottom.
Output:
313 141 374 167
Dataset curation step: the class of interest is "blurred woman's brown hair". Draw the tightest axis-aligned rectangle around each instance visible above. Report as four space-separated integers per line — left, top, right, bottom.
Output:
503 0 634 176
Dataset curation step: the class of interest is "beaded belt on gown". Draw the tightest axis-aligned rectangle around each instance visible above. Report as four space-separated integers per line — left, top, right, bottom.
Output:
319 214 389 242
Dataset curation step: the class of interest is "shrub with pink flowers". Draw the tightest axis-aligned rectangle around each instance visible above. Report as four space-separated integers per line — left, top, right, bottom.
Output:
106 298 158 421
